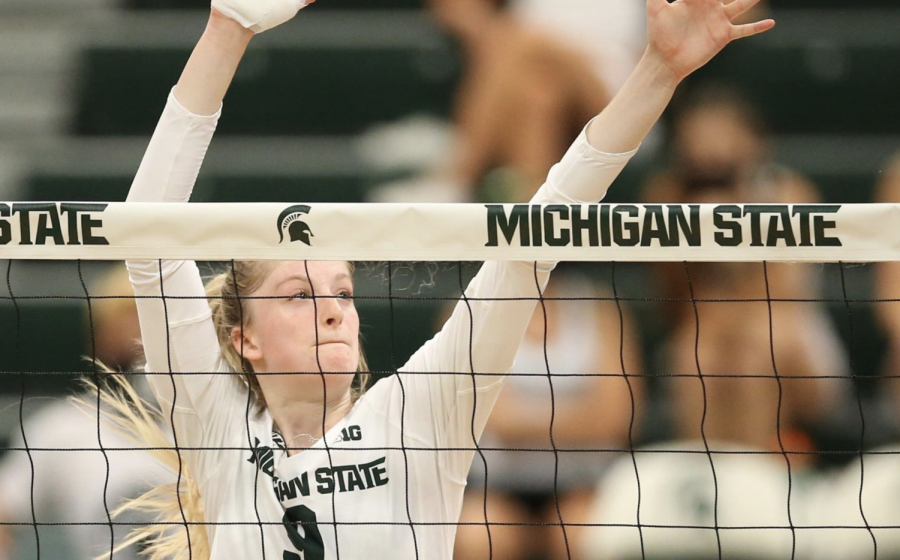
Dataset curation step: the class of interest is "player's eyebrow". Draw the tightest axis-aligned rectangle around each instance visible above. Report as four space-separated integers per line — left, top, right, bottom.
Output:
275 275 311 290
275 273 351 290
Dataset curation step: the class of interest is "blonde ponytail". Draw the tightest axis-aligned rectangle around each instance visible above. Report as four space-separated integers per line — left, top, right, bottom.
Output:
73 374 210 560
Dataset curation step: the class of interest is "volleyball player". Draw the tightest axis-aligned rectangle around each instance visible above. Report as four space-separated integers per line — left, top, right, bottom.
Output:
117 0 775 558
581 90 850 559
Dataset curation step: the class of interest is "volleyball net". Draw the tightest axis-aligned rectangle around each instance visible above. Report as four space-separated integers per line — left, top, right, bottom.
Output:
1 201 900 560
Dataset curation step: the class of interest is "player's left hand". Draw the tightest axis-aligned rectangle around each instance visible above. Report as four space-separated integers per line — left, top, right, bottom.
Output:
645 0 775 81
212 0 316 34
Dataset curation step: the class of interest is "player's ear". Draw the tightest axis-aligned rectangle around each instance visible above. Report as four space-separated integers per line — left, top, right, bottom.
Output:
232 325 262 361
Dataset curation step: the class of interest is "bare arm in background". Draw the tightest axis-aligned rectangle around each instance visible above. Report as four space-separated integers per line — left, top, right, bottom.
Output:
874 157 900 384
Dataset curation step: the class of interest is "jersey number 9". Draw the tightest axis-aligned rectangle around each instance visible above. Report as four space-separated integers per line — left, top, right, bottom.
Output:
282 504 324 560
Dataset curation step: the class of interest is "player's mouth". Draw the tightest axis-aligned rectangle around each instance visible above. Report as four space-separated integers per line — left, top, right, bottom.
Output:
316 340 349 348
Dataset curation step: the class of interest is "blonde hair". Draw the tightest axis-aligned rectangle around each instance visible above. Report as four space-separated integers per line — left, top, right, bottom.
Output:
84 260 369 560
74 374 210 560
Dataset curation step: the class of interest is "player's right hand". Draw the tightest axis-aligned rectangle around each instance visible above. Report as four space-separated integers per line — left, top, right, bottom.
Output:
645 0 774 82
212 0 315 34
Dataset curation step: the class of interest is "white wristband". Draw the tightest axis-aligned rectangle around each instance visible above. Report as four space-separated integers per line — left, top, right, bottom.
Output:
212 0 310 34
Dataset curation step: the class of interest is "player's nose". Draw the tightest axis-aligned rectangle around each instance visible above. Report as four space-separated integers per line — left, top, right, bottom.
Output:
318 292 344 328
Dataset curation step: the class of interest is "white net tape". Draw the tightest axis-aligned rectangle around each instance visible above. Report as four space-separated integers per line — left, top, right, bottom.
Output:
1 202 898 262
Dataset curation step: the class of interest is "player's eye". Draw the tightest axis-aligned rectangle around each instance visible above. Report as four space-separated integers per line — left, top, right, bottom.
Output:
337 290 352 300
289 291 310 301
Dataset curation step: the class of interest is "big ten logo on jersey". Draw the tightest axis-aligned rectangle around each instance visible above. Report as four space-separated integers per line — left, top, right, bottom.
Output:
337 425 362 442
0 203 109 246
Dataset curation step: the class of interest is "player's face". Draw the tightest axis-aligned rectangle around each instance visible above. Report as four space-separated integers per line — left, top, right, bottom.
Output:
238 261 360 397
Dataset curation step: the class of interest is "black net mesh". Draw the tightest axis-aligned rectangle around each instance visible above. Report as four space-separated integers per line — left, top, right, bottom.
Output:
0 258 897 560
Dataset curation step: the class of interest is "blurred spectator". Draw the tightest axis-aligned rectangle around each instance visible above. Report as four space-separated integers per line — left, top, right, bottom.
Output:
797 153 900 559
374 0 644 203
643 84 845 453
454 270 644 560
644 83 826 326
875 154 900 383
508 0 645 95
580 85 849 559
91 265 145 371
435 0 644 201
643 82 815 208
582 269 846 558
0 395 169 560
0 265 167 560
379 0 770 204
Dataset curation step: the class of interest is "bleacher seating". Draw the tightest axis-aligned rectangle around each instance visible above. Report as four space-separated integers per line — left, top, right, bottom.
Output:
18 135 393 203
0 299 91 395
72 12 460 136
774 135 899 204
26 172 372 203
695 10 900 135
356 296 444 377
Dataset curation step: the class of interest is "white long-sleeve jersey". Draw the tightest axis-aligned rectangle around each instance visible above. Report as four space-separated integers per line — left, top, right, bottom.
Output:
125 90 637 560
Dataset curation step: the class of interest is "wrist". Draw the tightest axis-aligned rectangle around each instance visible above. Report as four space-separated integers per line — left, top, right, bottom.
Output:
638 47 683 90
206 9 254 45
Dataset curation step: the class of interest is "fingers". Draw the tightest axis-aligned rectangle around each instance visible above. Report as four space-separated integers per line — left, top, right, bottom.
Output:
724 0 763 21
730 18 776 40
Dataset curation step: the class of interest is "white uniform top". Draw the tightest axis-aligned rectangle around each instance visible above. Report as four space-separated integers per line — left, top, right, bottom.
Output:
125 90 637 560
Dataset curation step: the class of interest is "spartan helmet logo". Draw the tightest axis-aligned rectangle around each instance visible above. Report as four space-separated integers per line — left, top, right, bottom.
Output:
277 205 314 245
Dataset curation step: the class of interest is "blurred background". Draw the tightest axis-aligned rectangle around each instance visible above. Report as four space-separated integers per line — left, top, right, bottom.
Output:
1 0 900 558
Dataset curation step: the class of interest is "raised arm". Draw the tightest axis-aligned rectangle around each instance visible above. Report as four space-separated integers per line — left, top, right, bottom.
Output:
404 0 777 379
586 0 774 154
126 12 254 413
126 4 307 414
395 0 775 475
